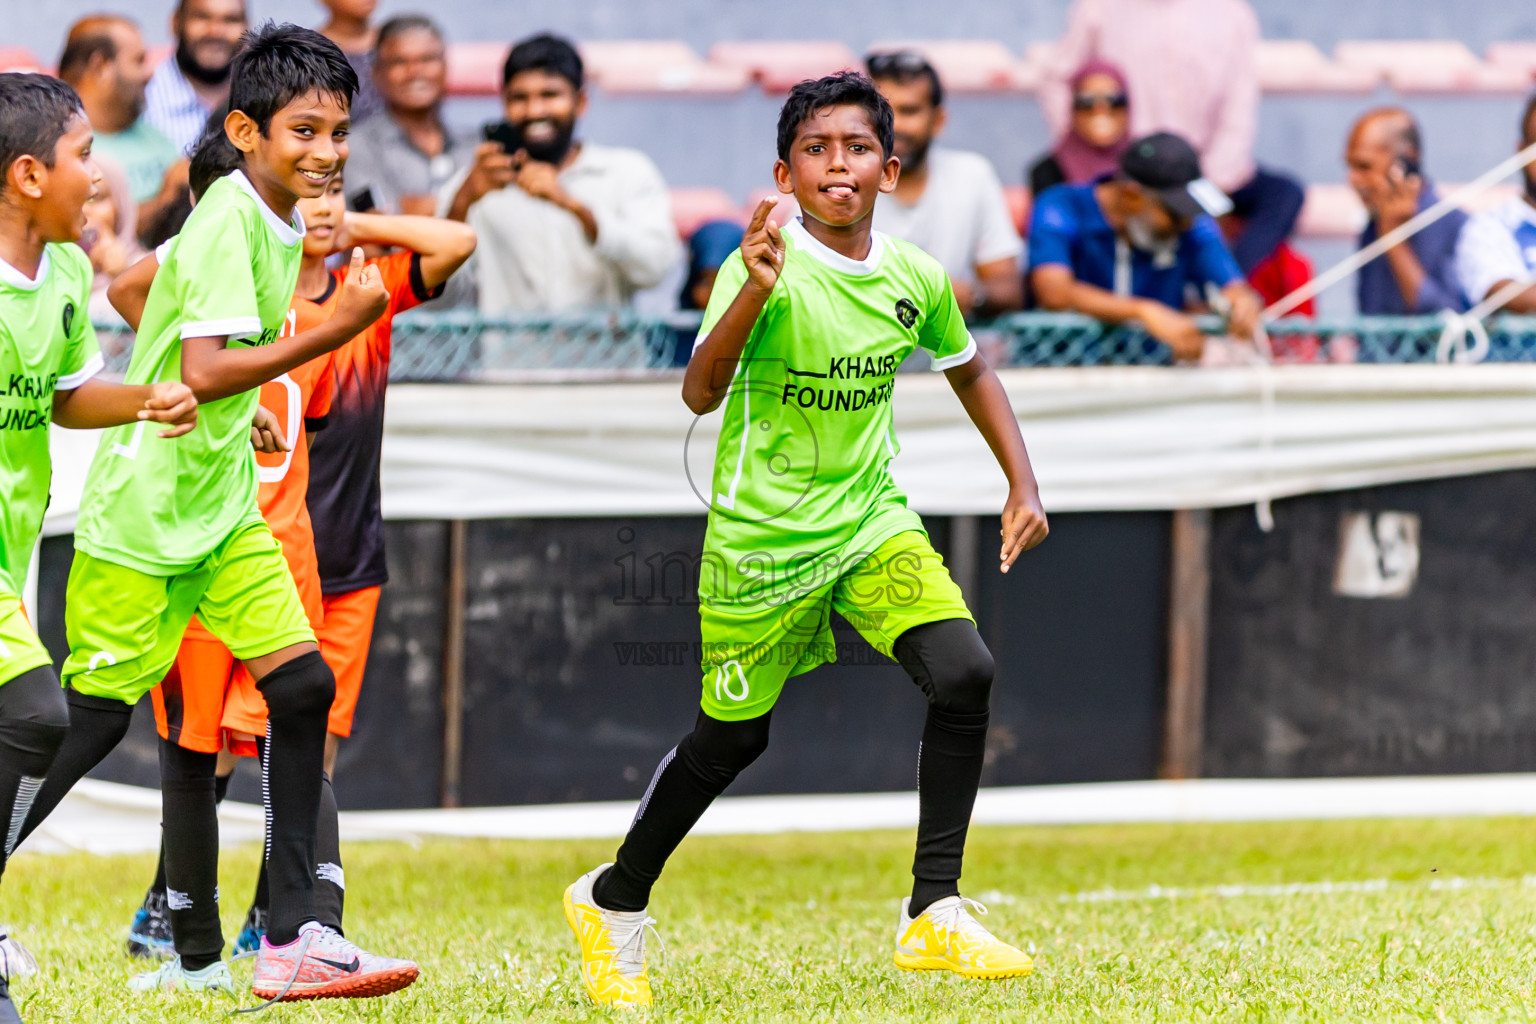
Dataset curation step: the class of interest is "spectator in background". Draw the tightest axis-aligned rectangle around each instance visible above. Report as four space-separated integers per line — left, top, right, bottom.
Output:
59 15 187 234
82 157 146 325
1028 60 1130 196
346 17 474 217
142 0 247 153
867 51 1023 317
1456 94 1536 312
1040 0 1304 277
442 34 681 313
1028 133 1261 360
671 220 745 365
1346 108 1468 315
316 0 385 122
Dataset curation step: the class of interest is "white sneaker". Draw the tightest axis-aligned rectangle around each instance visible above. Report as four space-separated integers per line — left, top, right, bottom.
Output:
0 933 36 983
894 895 1034 978
128 956 234 993
564 864 659 1008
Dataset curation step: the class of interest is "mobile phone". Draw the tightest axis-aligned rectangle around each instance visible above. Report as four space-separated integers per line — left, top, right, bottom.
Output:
1392 154 1421 180
482 120 522 155
348 186 377 213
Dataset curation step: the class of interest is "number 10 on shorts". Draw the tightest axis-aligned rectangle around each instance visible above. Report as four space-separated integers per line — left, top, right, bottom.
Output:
713 660 750 704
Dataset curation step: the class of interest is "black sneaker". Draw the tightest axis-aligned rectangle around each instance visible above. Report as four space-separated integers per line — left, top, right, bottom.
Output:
125 890 175 960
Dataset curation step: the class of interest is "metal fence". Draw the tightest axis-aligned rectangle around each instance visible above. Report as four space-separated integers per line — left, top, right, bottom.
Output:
92 312 1536 382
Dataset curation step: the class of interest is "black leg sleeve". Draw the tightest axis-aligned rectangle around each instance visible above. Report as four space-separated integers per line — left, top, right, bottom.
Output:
0 667 69 875
894 619 995 916
16 687 133 849
314 772 344 933
158 739 223 971
256 651 334 946
593 709 772 912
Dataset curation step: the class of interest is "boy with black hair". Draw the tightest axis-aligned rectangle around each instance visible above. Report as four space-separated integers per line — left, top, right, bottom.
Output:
0 71 199 1024
12 24 418 1004
564 71 1048 1008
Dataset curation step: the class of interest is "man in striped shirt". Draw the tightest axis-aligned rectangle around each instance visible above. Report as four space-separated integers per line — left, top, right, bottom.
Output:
144 0 248 154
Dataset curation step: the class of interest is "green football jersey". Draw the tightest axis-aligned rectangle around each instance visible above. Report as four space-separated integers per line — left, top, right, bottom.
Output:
0 244 102 595
75 170 304 575
694 217 975 606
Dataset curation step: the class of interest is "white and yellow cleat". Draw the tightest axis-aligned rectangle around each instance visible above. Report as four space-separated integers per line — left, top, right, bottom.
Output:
894 895 1034 979
563 864 657 1009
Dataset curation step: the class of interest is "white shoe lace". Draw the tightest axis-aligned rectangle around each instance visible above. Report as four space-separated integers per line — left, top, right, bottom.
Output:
233 929 315 1015
605 911 664 978
926 897 1001 945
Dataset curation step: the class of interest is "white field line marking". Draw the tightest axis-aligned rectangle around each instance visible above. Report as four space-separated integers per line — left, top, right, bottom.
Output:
975 875 1536 907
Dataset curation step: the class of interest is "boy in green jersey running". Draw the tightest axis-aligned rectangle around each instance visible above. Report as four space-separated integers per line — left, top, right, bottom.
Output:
13 26 418 1004
0 73 198 1023
564 72 1050 1008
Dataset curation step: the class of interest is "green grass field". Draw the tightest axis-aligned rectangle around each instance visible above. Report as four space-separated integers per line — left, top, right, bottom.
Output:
9 816 1536 1022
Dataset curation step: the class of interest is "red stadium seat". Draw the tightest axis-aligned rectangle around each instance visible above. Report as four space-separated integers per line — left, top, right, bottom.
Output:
1256 40 1379 93
1334 40 1530 94
707 41 858 93
445 41 507 97
0 47 44 74
1003 185 1031 235
669 187 744 238
866 40 1017 92
579 41 749 94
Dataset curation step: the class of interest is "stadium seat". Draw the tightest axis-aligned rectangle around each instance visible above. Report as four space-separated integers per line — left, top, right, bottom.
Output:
1296 184 1366 239
743 188 799 229
1334 40 1531 93
707 41 858 93
0 47 42 74
865 40 1017 92
1485 42 1536 76
1255 40 1379 93
445 41 507 97
669 187 744 238
579 41 750 94
1003 185 1031 235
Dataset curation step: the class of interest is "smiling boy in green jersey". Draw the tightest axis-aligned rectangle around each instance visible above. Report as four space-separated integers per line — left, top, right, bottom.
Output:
563 72 1050 1009
10 25 419 1005
0 72 199 1024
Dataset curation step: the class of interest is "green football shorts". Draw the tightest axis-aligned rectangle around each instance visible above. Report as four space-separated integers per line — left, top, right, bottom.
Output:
63 520 315 704
0 588 54 687
698 529 974 722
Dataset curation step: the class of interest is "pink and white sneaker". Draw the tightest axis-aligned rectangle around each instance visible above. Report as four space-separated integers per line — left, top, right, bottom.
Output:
251 922 418 1002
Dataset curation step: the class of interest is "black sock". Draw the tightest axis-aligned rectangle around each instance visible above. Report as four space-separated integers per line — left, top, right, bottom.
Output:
594 710 771 912
256 652 334 946
314 772 344 933
0 667 68 877
149 769 229 903
159 739 223 971
17 688 133 849
909 705 989 917
246 743 269 922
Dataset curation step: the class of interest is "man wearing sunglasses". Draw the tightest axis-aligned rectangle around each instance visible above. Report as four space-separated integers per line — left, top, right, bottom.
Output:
866 51 1024 319
1028 132 1262 360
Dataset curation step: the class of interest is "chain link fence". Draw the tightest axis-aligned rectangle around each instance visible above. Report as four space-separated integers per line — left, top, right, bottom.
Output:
91 312 1536 382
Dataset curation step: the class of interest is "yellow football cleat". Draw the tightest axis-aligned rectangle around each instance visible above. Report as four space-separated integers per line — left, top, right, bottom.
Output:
564 864 657 1008
894 895 1034 979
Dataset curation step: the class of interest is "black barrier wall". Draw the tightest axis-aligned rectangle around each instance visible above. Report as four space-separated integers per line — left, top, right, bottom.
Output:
38 511 1169 809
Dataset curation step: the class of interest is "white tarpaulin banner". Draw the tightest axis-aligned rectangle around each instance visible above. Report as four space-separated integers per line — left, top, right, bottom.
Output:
42 364 1536 535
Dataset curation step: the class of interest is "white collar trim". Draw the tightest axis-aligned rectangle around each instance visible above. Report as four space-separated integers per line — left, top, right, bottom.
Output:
229 170 307 245
0 249 50 291
784 217 885 276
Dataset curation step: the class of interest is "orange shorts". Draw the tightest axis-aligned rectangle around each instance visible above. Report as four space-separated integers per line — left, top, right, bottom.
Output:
316 586 380 738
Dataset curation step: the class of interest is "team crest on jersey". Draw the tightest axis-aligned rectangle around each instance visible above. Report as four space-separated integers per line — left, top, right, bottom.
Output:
894 298 919 329
61 301 75 337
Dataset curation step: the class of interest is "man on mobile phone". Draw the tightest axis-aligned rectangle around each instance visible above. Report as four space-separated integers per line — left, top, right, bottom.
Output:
1345 107 1469 316
440 33 681 313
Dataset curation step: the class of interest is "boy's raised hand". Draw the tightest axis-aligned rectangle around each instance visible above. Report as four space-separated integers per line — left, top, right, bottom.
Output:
742 197 785 294
139 381 198 438
334 247 390 332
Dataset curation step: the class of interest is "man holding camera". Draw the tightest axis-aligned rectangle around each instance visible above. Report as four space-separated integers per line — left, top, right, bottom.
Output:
442 33 681 313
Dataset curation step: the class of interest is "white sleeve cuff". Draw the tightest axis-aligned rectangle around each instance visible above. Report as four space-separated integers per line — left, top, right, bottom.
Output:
154 239 174 263
56 352 105 391
929 334 978 371
180 316 262 341
691 331 710 354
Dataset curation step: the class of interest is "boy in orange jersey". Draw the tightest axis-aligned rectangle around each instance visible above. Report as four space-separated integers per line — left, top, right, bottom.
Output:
111 155 474 988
